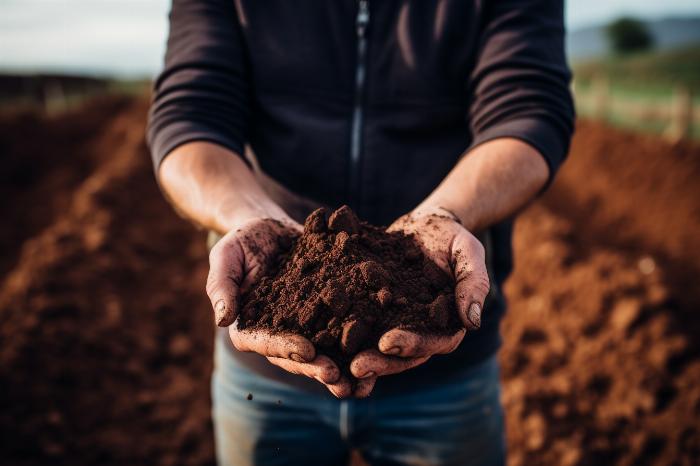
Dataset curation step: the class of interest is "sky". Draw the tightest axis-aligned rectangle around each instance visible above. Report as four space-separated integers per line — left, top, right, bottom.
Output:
1 0 700 78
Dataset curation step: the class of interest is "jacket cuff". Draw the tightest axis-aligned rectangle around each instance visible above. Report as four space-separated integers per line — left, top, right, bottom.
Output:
469 117 571 188
148 121 247 176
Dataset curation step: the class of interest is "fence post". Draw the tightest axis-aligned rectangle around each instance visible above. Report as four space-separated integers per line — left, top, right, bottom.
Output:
591 73 609 121
665 85 693 143
44 79 67 115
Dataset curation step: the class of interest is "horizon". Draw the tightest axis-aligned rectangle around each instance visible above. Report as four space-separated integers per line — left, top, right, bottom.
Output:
1 0 700 79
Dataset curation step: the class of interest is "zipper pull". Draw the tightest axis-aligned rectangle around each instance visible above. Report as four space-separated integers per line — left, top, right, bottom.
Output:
357 0 369 37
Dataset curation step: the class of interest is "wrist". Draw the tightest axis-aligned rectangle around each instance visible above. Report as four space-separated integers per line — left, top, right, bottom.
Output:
413 200 475 229
412 205 461 224
215 196 292 233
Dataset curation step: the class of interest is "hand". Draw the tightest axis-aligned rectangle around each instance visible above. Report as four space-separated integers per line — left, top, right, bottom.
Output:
206 216 356 398
350 206 490 388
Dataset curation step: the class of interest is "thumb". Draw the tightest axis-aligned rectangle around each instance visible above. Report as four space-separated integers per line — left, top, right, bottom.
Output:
451 231 490 331
206 233 245 327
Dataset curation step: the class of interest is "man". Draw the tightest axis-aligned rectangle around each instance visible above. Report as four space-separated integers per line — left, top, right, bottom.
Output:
147 1 574 464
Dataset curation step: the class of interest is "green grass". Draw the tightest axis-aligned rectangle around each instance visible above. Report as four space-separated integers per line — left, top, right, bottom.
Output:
106 78 151 96
571 45 700 140
573 45 700 96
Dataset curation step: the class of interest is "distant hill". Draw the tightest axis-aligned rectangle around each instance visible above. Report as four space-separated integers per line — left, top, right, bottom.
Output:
567 17 700 62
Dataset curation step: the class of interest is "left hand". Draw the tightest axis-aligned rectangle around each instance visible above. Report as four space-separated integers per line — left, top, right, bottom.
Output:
207 216 359 398
349 206 491 390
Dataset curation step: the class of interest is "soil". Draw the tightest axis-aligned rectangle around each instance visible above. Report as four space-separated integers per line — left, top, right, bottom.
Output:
0 95 699 465
240 206 460 374
0 96 214 465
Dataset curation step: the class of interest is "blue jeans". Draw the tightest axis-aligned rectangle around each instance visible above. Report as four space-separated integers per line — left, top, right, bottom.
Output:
212 336 505 466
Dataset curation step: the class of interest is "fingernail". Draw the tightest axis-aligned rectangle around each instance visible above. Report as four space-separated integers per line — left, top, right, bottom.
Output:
214 299 227 325
468 302 481 329
384 346 401 356
290 353 306 363
358 371 376 379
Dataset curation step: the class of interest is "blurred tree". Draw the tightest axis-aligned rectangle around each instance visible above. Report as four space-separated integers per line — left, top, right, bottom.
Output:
606 17 654 54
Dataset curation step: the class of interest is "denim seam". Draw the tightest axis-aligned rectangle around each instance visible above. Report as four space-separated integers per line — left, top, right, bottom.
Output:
339 400 350 441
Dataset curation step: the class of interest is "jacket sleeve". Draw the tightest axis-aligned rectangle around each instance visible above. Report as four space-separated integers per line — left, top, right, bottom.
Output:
468 0 575 185
147 0 250 174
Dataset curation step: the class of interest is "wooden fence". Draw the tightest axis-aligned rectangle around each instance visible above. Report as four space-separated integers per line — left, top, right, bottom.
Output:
573 74 698 142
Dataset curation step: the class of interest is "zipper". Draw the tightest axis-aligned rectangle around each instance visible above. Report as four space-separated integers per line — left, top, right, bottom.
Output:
348 0 369 212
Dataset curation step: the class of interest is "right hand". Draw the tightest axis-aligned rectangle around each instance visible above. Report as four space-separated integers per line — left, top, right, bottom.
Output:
206 217 369 398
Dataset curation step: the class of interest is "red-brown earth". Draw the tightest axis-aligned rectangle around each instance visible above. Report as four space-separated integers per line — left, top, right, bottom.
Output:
0 95 698 465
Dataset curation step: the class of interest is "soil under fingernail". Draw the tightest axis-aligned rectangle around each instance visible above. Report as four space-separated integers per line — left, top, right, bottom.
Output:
239 206 462 380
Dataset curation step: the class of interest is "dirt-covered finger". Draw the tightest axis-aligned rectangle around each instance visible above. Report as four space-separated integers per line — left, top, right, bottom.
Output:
268 354 351 398
452 232 490 330
325 375 353 399
353 375 377 398
230 324 316 362
266 355 340 384
378 328 466 358
206 234 245 327
350 349 430 378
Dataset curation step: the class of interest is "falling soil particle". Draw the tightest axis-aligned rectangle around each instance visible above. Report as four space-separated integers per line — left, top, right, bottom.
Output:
240 206 461 376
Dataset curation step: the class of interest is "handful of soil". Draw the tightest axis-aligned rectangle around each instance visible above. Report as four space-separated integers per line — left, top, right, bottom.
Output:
240 206 462 377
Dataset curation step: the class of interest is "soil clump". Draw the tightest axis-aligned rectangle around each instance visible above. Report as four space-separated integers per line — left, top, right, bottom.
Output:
239 206 462 374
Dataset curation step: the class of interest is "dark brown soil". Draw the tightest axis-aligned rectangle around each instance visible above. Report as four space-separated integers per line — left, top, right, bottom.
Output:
240 206 461 375
0 96 214 466
1 94 699 465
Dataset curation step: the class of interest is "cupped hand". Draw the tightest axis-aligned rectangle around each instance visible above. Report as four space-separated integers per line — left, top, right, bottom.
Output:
206 217 359 398
350 207 490 389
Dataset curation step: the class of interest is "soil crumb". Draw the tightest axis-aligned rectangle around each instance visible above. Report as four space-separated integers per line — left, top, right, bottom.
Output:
240 206 462 375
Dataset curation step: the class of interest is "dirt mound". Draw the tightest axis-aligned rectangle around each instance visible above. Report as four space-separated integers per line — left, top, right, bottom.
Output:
0 96 134 276
0 96 214 465
501 122 700 466
0 95 698 466
241 206 460 374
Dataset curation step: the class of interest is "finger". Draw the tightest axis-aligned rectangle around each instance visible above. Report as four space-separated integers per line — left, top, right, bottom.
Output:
267 356 353 398
326 375 353 399
378 328 466 358
206 234 245 327
350 349 430 378
451 231 490 330
266 355 340 384
230 323 316 362
353 375 377 399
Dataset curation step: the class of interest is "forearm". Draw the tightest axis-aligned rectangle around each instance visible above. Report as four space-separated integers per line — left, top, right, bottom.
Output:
417 138 549 232
158 142 290 234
